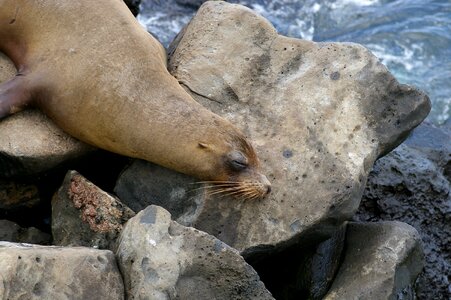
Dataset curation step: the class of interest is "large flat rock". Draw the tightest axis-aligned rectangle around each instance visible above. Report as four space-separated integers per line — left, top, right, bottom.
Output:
168 1 430 253
117 1 430 257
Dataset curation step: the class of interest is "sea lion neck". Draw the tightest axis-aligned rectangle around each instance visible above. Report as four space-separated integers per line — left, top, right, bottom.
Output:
0 0 271 199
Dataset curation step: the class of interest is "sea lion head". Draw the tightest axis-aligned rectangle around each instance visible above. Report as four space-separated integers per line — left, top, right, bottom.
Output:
196 133 271 200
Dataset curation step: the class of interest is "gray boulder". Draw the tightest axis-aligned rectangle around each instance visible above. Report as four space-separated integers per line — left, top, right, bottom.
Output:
116 1 430 259
0 241 124 299
356 122 451 299
114 159 205 226
115 205 274 300
324 221 424 300
0 220 50 245
52 170 135 250
0 53 93 178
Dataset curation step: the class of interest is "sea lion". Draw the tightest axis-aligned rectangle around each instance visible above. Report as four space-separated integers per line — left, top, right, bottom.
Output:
0 0 271 199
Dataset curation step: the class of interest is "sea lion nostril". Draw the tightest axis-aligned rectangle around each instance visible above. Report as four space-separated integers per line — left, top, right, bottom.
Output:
266 185 271 194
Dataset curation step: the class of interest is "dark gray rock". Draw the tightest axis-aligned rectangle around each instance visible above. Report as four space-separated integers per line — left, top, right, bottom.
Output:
0 220 51 245
0 242 124 299
324 221 424 300
114 160 204 226
115 205 274 299
52 171 135 250
356 122 451 299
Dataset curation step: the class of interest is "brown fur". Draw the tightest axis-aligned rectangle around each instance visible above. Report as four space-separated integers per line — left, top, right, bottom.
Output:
0 0 271 198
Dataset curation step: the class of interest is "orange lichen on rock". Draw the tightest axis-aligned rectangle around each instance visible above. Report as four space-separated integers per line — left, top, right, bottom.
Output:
68 173 130 233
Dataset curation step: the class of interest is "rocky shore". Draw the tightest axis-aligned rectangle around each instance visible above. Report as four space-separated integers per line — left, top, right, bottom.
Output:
0 1 445 299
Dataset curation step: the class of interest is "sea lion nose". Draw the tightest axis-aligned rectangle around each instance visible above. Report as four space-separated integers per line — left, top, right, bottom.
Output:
261 175 272 195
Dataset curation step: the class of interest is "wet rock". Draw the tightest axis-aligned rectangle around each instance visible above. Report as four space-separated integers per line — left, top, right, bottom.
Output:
324 221 424 300
0 220 51 245
0 179 40 210
119 1 430 259
0 53 94 178
52 171 135 250
356 122 451 299
115 205 274 299
0 241 124 299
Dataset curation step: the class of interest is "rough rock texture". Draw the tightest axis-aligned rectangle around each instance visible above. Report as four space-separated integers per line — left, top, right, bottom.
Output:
0 53 93 178
118 1 430 259
115 205 274 300
324 221 424 300
0 179 40 210
355 122 451 299
0 242 124 299
0 220 51 245
52 171 135 250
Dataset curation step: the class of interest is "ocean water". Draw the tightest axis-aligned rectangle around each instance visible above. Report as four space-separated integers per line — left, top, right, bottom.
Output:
138 0 451 125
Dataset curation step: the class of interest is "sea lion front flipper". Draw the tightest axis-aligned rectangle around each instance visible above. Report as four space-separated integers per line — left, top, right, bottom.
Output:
0 76 32 119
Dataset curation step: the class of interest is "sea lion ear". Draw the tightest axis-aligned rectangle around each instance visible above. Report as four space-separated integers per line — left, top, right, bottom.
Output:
198 142 209 149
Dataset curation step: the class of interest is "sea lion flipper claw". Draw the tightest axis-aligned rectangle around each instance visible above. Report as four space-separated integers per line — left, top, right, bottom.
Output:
0 76 31 119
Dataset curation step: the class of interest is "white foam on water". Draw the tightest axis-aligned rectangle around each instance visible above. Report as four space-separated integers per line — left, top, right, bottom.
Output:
366 43 423 72
331 0 379 9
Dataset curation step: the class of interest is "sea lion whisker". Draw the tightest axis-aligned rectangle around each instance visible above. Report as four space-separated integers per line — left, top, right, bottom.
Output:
206 187 242 196
192 181 241 184
237 191 256 199
189 184 240 192
223 189 249 197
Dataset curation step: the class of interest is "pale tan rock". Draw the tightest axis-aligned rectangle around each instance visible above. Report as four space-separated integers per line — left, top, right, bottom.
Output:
0 242 124 299
0 53 93 178
164 1 430 255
